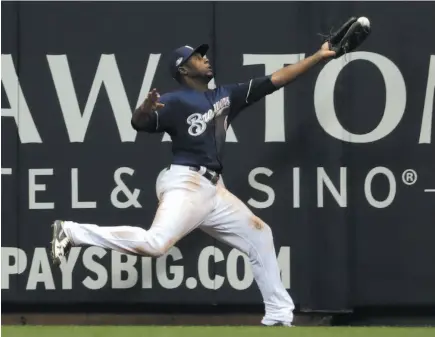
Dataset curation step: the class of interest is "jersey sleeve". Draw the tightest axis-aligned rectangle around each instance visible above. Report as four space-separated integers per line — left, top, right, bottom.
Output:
224 76 277 121
225 81 253 113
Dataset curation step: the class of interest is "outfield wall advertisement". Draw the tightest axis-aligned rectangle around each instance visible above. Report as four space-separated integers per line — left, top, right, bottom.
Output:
2 1 434 312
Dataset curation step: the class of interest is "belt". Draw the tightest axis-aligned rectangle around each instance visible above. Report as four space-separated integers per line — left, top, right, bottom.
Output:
188 166 220 185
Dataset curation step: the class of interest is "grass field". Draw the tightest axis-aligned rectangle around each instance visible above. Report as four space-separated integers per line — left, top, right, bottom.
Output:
2 326 435 337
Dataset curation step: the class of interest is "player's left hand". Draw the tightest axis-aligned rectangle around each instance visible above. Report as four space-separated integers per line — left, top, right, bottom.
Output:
140 88 165 113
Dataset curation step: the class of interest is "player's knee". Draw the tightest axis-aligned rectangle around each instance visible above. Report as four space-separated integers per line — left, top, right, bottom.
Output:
251 215 273 235
149 241 173 258
151 248 167 258
134 236 173 258
143 229 175 257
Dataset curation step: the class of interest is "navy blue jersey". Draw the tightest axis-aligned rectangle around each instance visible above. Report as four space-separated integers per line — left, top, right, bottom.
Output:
144 76 273 173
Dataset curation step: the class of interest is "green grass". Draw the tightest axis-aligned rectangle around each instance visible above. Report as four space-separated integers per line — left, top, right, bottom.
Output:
2 326 435 337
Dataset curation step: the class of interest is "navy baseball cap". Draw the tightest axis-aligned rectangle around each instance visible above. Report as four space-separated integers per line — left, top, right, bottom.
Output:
169 44 209 79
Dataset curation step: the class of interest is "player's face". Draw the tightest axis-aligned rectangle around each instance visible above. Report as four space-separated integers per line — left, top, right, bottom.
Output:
185 53 214 80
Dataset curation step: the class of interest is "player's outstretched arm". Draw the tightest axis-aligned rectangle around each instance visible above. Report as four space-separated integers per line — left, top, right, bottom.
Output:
270 42 335 88
131 89 165 132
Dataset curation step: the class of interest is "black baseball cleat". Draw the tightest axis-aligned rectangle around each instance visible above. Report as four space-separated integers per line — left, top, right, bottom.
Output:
50 220 72 266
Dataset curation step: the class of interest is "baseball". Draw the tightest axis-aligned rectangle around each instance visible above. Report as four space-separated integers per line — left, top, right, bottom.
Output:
357 16 370 28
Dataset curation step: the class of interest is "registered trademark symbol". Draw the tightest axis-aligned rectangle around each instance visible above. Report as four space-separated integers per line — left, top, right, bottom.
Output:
402 169 418 185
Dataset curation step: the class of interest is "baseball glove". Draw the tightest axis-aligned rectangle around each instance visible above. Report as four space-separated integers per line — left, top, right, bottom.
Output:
325 16 371 58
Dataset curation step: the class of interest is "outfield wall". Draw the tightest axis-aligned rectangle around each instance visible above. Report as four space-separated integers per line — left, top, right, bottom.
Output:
2 1 435 314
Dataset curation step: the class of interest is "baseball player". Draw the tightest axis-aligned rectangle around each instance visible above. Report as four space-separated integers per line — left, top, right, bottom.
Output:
51 41 337 327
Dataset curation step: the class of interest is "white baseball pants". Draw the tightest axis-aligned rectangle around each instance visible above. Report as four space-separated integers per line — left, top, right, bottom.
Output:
62 164 294 325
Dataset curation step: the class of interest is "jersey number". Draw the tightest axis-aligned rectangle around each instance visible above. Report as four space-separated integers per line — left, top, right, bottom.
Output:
187 113 207 136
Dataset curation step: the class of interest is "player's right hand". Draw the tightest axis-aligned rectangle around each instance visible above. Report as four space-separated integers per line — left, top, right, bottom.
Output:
141 88 165 112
